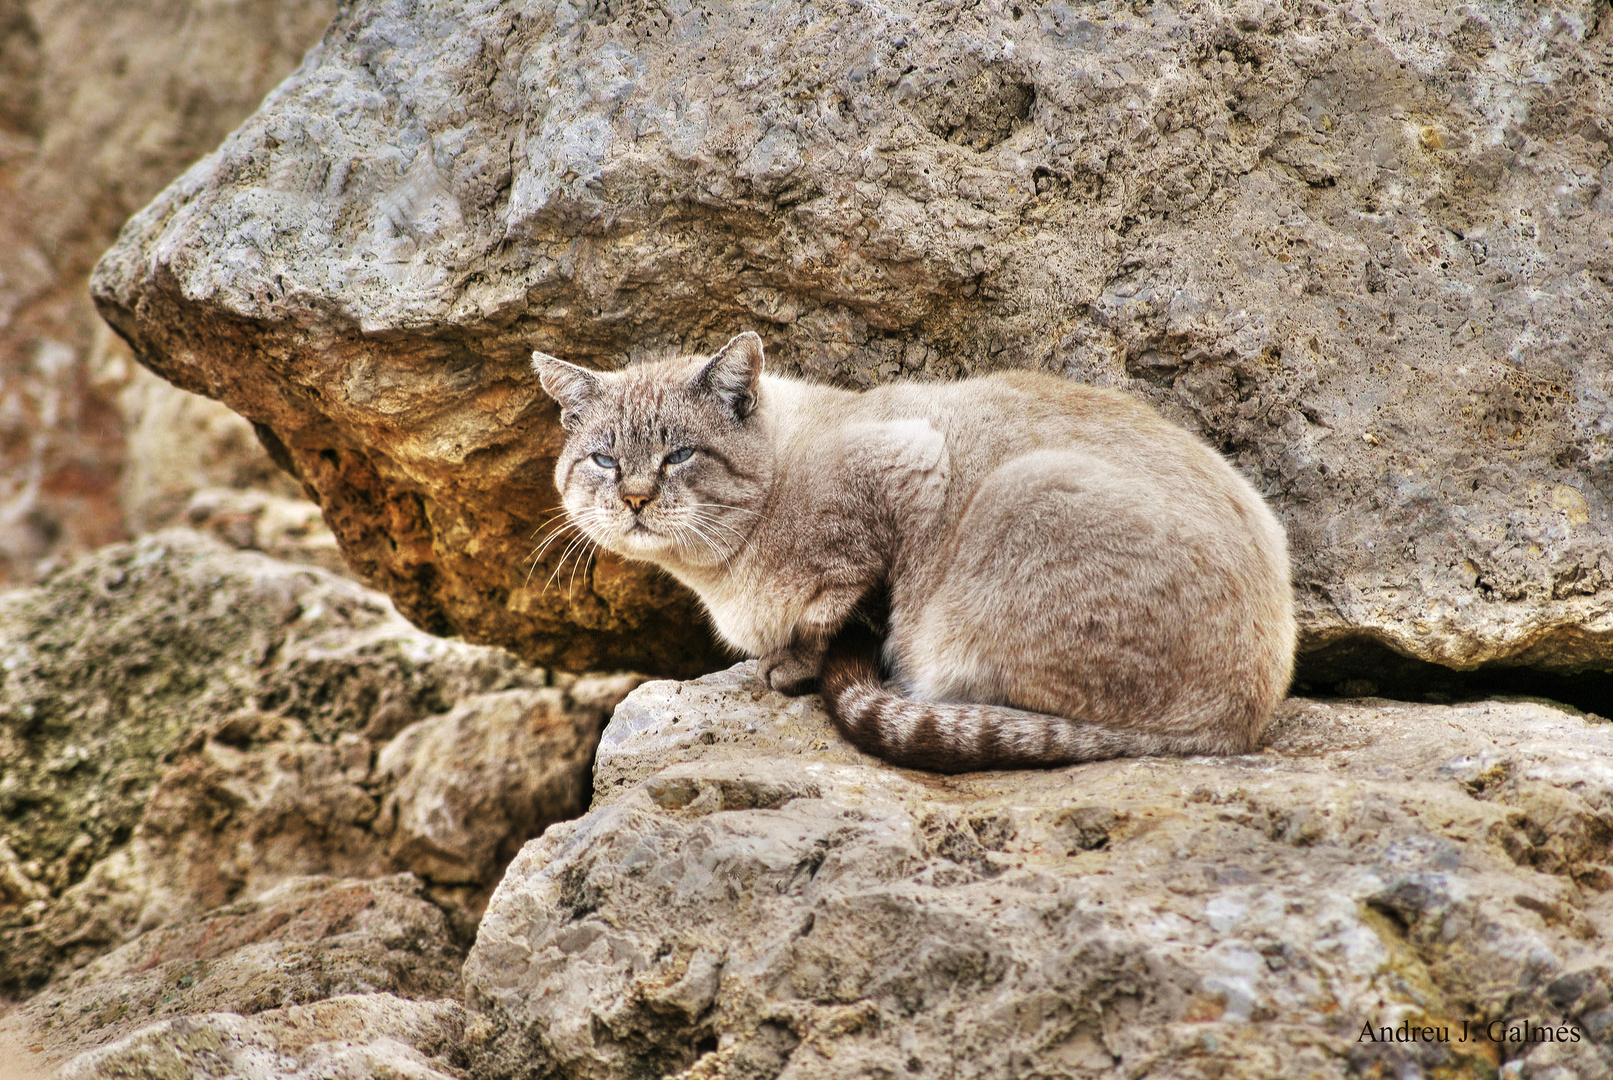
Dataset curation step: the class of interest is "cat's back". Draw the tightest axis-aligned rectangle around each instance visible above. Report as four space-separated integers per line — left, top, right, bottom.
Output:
852 371 1289 584
858 371 1234 498
779 369 1280 555
859 370 1187 448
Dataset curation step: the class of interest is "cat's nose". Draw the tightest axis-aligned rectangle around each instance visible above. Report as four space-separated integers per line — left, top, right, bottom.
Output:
620 482 656 513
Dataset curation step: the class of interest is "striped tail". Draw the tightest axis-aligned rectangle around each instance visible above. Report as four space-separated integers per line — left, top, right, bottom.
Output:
819 621 1178 773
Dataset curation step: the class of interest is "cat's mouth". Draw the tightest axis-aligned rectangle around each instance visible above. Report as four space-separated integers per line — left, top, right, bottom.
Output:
615 517 709 563
615 518 666 550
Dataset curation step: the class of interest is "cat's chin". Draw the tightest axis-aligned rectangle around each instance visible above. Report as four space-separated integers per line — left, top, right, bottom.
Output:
611 525 673 557
609 526 730 569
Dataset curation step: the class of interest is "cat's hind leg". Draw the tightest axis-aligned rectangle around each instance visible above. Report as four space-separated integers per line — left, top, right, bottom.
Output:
893 449 1266 754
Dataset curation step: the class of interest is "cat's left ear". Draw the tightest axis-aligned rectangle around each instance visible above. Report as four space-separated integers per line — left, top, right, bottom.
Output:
693 331 764 421
532 351 604 431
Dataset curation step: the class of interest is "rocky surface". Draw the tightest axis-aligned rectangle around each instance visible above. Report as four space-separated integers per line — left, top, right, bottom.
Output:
178 486 349 577
56 994 469 1080
89 0 1613 682
377 669 645 931
0 0 336 583
0 874 463 1072
466 663 1613 1080
117 366 310 539
0 529 642 993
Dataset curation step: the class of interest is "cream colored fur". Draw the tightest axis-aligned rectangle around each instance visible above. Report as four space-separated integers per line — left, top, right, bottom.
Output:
533 331 1297 771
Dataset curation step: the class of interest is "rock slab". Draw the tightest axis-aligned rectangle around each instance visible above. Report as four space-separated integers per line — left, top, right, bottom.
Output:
466 665 1613 1080
56 995 469 1080
1 874 462 1071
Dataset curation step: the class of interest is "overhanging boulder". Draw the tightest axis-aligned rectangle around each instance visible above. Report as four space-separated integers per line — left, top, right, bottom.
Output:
91 0 1613 680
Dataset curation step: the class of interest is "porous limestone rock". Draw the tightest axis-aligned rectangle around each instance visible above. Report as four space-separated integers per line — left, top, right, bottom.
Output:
0 0 335 582
90 0 1612 682
465 664 1613 1080
378 673 645 893
0 875 462 1072
0 529 639 992
53 995 469 1080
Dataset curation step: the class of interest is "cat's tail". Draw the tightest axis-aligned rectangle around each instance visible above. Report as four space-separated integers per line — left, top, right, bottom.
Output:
818 622 1188 773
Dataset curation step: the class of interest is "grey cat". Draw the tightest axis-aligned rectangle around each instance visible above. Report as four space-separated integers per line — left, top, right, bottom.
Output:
532 331 1296 772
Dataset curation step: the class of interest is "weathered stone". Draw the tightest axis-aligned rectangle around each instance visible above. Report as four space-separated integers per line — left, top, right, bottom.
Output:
118 367 309 539
465 664 1613 1079
90 0 1612 681
0 874 461 1070
56 993 469 1080
0 0 335 583
0 530 636 991
179 486 349 577
379 675 646 891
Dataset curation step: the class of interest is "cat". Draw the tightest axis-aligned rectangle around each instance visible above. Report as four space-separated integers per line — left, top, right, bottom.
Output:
532 331 1296 773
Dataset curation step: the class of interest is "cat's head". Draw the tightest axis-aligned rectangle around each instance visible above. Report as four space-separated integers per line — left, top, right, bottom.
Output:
532 331 774 569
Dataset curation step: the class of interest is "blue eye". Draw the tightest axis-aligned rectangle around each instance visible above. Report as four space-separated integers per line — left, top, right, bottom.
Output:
591 452 618 469
665 448 694 465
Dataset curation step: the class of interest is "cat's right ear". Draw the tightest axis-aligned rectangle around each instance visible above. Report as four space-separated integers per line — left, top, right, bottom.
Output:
532 352 603 431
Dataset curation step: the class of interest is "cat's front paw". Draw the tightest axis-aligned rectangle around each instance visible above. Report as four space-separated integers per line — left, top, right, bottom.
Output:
759 648 819 696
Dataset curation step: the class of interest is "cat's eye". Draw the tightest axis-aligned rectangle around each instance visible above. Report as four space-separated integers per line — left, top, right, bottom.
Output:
591 452 618 469
664 448 694 466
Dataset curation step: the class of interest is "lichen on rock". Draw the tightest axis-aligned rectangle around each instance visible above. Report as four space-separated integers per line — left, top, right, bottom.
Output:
0 529 640 992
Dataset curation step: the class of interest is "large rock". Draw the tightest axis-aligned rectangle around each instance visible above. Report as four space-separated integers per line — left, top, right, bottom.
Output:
465 664 1613 1080
0 874 462 1071
0 529 640 992
89 0 1612 682
376 669 646 931
0 0 336 583
116 366 309 538
176 486 349 577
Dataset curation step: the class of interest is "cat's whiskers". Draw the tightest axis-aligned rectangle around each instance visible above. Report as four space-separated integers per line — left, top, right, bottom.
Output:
667 519 723 571
527 507 609 595
686 503 768 538
524 522 580 586
686 501 769 521
675 512 739 572
524 544 555 587
526 517 583 570
525 505 602 575
566 536 600 603
525 504 572 540
680 502 765 561
544 529 597 596
686 510 748 555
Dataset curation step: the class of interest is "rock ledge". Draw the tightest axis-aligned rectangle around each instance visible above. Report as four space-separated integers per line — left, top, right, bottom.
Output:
467 665 1613 1080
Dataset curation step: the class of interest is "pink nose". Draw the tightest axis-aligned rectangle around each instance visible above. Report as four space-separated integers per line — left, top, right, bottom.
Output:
622 493 652 513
